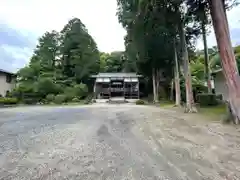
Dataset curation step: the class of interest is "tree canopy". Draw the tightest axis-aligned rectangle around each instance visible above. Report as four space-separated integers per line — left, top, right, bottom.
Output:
14 18 100 103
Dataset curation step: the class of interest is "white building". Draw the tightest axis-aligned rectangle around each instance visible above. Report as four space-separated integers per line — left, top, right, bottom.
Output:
91 73 141 103
0 69 16 97
212 69 229 101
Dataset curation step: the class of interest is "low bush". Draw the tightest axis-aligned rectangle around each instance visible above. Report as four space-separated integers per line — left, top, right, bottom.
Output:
136 99 145 105
197 93 218 106
64 87 76 101
216 94 223 101
84 94 93 104
46 94 55 102
54 94 67 104
74 83 88 98
0 97 18 105
22 98 38 105
72 97 81 103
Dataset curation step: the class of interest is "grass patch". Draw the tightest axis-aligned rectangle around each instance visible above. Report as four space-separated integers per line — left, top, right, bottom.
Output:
198 104 227 115
160 101 175 108
197 104 228 121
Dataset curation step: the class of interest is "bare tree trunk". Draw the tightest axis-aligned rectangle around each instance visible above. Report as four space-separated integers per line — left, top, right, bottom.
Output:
152 68 157 103
210 0 240 124
155 69 160 103
180 22 197 113
170 79 174 101
202 21 212 93
174 38 181 106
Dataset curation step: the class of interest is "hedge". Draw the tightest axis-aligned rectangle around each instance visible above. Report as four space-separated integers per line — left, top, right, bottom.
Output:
0 97 18 105
54 94 67 104
46 94 55 102
197 93 218 106
136 99 145 105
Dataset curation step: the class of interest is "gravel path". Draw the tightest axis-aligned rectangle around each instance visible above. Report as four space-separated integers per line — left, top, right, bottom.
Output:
0 104 240 180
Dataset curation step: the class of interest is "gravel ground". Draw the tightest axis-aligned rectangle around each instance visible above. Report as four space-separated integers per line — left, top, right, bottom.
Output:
0 104 240 180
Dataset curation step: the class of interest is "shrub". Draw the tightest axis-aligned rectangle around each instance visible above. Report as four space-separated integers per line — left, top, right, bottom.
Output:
54 94 67 104
22 98 38 105
0 97 18 105
84 94 93 104
46 94 55 102
197 93 218 106
5 91 11 97
64 87 76 101
35 78 62 97
136 99 145 105
40 99 49 104
72 97 81 103
74 83 88 98
216 94 223 101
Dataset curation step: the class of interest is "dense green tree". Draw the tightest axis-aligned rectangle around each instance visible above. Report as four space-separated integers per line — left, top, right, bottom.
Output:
14 18 99 103
99 51 128 73
60 18 100 84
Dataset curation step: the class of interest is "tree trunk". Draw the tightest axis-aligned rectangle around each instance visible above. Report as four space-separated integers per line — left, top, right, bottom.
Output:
210 0 240 124
155 69 160 103
180 22 197 113
202 21 212 93
170 79 174 101
152 68 157 103
174 38 181 106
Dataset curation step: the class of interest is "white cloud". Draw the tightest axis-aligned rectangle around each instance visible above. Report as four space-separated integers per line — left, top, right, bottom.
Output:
0 0 239 72
0 0 126 52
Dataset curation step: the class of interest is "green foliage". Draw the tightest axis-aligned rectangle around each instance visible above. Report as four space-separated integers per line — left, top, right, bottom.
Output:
0 97 18 105
63 83 88 101
46 94 55 102
136 99 145 105
84 94 94 104
64 87 76 101
22 98 39 105
72 97 81 103
35 78 62 96
54 94 67 104
197 93 218 106
74 83 88 97
210 45 240 73
14 18 100 103
99 51 128 72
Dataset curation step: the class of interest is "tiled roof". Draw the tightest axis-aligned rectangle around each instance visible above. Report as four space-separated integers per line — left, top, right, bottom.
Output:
91 72 141 78
0 69 15 75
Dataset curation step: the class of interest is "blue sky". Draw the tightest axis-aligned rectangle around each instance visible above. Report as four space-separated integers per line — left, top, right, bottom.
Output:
0 0 240 73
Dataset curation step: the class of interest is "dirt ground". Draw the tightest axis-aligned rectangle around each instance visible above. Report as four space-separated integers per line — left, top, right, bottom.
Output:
0 104 240 180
